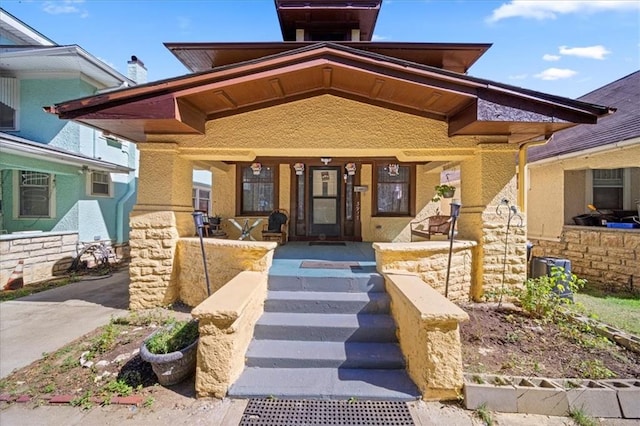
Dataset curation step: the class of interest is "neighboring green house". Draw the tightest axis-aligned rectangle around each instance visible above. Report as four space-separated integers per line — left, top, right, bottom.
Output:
0 8 139 285
526 71 640 290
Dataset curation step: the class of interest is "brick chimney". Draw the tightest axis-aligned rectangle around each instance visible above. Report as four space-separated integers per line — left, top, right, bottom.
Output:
127 55 147 84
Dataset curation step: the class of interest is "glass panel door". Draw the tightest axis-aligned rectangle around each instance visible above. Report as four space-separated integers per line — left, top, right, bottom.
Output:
309 167 341 237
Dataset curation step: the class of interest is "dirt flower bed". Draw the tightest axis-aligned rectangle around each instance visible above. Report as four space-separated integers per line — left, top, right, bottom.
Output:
460 303 640 380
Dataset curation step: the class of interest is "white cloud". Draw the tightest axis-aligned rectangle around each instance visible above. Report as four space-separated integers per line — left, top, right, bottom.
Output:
559 45 611 60
542 54 561 61
43 0 88 17
177 17 191 31
534 68 578 80
508 74 528 80
371 34 388 41
487 1 639 23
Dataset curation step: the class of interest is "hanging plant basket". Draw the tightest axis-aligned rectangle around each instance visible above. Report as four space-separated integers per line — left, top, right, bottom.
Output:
432 184 456 202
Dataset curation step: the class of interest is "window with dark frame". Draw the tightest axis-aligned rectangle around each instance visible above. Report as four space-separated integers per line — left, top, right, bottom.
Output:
239 164 277 215
19 171 51 217
374 164 412 216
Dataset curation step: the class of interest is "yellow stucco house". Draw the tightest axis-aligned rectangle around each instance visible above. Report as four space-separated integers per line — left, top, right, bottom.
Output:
526 71 639 291
46 1 614 399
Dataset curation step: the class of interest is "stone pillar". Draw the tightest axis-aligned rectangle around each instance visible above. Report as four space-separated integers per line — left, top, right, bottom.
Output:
458 143 527 301
129 142 194 310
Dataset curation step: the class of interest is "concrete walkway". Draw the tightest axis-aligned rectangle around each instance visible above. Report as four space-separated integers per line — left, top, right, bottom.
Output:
0 270 129 378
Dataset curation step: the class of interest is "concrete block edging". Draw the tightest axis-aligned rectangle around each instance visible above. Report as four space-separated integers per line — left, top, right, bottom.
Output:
463 373 639 419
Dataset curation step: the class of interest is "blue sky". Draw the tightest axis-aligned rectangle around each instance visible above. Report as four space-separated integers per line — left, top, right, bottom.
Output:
3 0 639 99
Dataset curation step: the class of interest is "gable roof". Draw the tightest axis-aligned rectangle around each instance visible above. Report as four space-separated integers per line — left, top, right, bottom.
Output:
0 45 134 88
528 71 639 163
47 42 612 143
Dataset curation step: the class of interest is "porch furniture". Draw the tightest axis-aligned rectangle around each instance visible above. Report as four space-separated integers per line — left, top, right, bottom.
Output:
410 215 452 241
262 209 288 245
228 218 263 241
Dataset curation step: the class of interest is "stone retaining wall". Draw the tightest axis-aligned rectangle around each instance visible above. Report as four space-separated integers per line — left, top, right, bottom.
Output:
373 240 477 301
0 232 78 287
530 226 639 291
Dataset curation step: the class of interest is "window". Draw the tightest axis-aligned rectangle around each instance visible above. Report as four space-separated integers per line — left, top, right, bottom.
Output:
19 171 52 217
0 77 19 130
374 164 413 216
238 164 277 215
192 187 210 213
90 171 111 196
592 169 623 210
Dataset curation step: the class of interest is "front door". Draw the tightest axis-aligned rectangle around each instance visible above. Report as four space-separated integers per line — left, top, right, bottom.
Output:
309 167 341 237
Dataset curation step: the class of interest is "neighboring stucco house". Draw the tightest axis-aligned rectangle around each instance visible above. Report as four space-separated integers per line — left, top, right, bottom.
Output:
48 0 612 309
0 9 140 285
526 71 640 290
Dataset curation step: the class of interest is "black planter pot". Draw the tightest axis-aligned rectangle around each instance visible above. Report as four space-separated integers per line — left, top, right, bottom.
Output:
140 332 198 386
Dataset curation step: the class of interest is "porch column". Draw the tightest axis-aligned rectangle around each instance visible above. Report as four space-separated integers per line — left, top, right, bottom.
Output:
129 142 194 310
458 143 527 301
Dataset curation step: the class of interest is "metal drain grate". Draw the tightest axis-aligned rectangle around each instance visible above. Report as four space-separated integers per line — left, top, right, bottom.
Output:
239 399 415 426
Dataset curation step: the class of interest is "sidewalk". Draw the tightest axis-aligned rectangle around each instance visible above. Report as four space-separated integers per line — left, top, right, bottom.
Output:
1 397 605 426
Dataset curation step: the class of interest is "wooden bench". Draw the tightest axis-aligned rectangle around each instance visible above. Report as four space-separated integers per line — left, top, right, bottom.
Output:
410 215 452 241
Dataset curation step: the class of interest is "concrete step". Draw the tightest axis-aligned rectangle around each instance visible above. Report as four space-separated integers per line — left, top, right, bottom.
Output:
228 367 420 401
268 275 385 293
254 312 397 342
245 340 405 369
265 291 390 314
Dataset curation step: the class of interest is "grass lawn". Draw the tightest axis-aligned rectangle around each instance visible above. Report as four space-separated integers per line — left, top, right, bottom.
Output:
574 288 640 336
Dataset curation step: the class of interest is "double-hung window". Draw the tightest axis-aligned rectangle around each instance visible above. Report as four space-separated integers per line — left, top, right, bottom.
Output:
592 169 623 210
374 163 414 216
192 187 211 213
238 164 277 215
89 171 111 197
18 171 52 217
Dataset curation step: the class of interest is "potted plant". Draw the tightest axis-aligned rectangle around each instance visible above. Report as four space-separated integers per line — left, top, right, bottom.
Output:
140 318 199 386
431 183 456 202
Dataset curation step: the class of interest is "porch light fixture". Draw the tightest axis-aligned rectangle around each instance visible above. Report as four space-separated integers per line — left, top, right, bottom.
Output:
293 162 305 175
388 163 400 177
320 157 332 165
250 162 262 175
345 162 357 176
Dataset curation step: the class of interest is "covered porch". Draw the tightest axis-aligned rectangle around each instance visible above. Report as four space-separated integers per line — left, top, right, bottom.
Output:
49 44 610 308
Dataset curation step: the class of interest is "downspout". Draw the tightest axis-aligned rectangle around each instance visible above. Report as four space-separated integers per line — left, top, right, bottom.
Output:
116 147 136 244
518 135 552 213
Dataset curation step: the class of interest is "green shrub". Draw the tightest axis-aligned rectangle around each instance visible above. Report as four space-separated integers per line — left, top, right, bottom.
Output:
145 319 199 354
516 266 585 319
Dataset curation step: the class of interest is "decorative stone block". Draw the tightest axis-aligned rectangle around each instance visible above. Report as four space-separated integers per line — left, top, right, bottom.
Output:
557 379 621 418
463 374 517 413
515 377 568 416
600 379 640 419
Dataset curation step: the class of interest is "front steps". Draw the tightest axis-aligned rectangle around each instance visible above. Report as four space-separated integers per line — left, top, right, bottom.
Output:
228 261 419 400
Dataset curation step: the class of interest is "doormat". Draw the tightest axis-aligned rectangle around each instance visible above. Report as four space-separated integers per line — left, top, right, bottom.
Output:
309 242 346 246
300 261 361 269
239 399 415 426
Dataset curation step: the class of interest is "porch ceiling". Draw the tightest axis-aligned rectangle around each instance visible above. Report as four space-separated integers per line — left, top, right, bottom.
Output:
49 43 611 143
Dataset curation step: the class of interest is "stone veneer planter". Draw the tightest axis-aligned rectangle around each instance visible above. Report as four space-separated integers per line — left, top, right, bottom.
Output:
463 374 639 419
